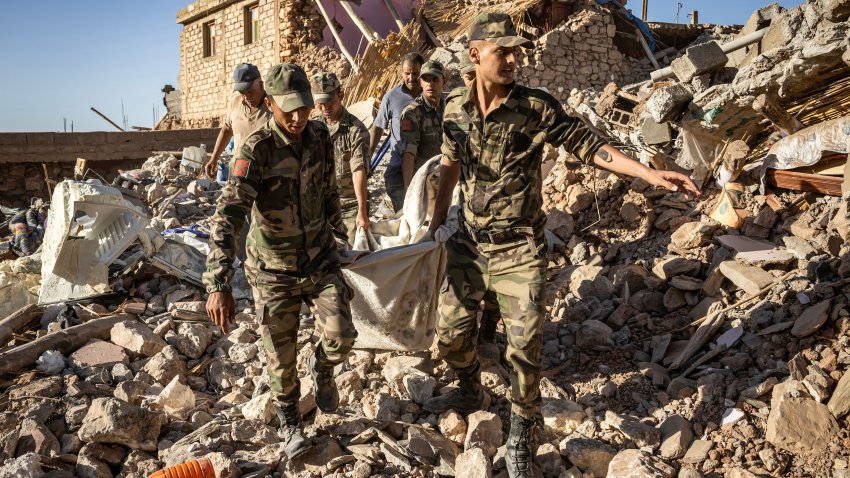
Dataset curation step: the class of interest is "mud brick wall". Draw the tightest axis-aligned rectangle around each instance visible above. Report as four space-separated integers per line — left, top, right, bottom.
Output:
0 129 218 206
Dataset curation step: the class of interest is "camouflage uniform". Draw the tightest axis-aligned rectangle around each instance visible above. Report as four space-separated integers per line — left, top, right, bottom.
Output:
311 72 370 245
204 66 357 407
399 61 446 175
439 82 604 418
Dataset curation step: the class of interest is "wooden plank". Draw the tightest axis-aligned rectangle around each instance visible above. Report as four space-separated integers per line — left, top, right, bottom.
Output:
0 304 43 347
766 169 844 196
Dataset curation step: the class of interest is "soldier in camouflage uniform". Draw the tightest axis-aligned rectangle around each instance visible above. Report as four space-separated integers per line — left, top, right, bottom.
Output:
398 60 446 196
310 72 370 246
424 14 700 478
204 63 357 460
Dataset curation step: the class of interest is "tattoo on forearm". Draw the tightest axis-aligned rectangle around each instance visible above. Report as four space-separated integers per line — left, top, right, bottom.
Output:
597 149 612 162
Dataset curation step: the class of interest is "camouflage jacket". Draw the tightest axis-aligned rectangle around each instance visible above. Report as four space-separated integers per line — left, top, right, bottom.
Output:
442 83 605 235
203 118 342 293
314 109 369 213
400 94 445 172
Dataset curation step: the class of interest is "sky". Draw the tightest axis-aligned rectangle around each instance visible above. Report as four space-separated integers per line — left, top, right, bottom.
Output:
0 0 803 133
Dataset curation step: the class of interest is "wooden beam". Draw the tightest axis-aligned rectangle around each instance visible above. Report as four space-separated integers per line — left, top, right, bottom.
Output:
312 0 359 73
339 0 379 43
635 27 660 69
382 0 404 30
766 169 844 196
0 304 43 348
90 107 125 132
417 10 441 47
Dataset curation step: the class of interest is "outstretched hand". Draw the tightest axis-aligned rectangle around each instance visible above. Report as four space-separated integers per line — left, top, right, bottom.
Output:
206 291 235 334
645 169 701 200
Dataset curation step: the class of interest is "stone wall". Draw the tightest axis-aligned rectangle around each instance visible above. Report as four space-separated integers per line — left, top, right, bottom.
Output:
0 129 219 206
177 0 281 125
517 2 624 104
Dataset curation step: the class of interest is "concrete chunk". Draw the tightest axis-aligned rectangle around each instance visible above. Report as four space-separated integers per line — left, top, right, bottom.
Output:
671 41 728 82
718 261 774 295
646 84 693 123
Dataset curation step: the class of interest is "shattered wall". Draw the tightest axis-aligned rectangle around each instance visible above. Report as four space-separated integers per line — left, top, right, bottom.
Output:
517 2 625 104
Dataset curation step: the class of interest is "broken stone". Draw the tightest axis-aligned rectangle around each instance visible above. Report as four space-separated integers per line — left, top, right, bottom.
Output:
76 453 112 478
165 322 213 359
78 398 162 451
670 276 703 291
718 261 774 295
242 391 275 424
605 411 660 449
559 435 616 478
576 320 613 351
682 439 713 464
652 257 702 280
766 380 838 454
402 373 436 405
110 320 167 357
670 221 713 249
828 370 850 418
439 411 468 446
535 442 564 478
658 415 693 459
791 299 832 338
230 419 277 445
646 84 693 124
361 393 400 423
142 346 187 385
154 375 195 419
70 339 129 369
607 449 675 478
406 424 461 476
455 447 492 478
672 41 729 82
570 266 614 300
542 399 585 436
464 411 503 458
15 418 60 457
382 356 429 388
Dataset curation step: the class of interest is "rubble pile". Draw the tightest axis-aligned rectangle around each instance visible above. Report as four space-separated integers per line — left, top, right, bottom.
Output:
1 0 850 477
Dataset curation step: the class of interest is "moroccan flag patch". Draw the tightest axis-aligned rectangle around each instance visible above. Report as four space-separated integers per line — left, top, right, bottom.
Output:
233 159 250 178
401 119 413 132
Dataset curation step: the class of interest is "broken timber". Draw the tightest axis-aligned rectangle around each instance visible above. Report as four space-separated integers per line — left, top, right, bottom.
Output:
767 169 844 196
0 304 43 347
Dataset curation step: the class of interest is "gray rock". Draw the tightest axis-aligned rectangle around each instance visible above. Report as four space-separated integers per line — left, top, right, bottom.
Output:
542 399 585 436
766 380 838 453
110 320 167 357
559 435 616 478
166 322 213 359
455 447 492 478
403 373 436 405
78 398 163 451
718 261 774 295
576 320 613 351
464 411 502 458
605 411 660 449
607 449 675 478
658 415 693 459
828 369 850 418
791 299 832 338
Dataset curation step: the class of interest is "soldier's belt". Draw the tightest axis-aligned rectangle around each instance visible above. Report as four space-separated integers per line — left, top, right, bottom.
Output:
463 222 534 244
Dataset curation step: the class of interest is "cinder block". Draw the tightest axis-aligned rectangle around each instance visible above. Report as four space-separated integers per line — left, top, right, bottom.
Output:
671 41 728 83
641 117 674 145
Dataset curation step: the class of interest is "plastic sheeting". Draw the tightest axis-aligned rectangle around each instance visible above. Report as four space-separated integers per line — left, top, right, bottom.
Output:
342 156 453 351
763 117 850 171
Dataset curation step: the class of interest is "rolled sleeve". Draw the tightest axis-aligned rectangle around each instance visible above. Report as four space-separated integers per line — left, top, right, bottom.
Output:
545 103 605 164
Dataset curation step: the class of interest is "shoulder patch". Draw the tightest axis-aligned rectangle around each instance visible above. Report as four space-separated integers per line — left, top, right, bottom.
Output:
233 158 251 178
401 118 414 132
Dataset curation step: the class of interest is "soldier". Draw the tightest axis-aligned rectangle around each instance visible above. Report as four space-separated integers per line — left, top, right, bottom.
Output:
398 60 447 196
424 14 700 478
310 72 370 246
204 63 357 460
456 53 500 345
204 63 273 179
369 52 424 212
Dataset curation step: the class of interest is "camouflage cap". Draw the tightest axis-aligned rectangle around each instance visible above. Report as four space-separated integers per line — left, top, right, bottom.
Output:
264 63 314 112
420 60 445 79
458 53 475 75
468 12 531 48
310 72 342 104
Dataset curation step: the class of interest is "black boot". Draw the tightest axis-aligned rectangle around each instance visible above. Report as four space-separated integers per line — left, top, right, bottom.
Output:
423 361 485 415
309 347 340 413
275 402 312 459
505 413 536 478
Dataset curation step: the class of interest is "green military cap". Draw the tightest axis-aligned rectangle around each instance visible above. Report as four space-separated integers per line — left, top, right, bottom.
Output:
468 12 531 48
264 63 314 112
458 53 475 75
310 72 341 104
420 60 445 79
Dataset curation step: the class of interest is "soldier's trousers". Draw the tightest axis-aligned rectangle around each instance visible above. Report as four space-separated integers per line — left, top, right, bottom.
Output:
436 232 547 419
341 208 357 246
251 268 357 405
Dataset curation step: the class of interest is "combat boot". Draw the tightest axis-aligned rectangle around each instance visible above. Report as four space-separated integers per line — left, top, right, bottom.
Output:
275 403 312 459
505 413 536 478
422 361 484 415
309 348 339 413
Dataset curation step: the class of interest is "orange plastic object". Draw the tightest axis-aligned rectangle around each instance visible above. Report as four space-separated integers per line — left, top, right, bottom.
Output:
148 457 216 478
